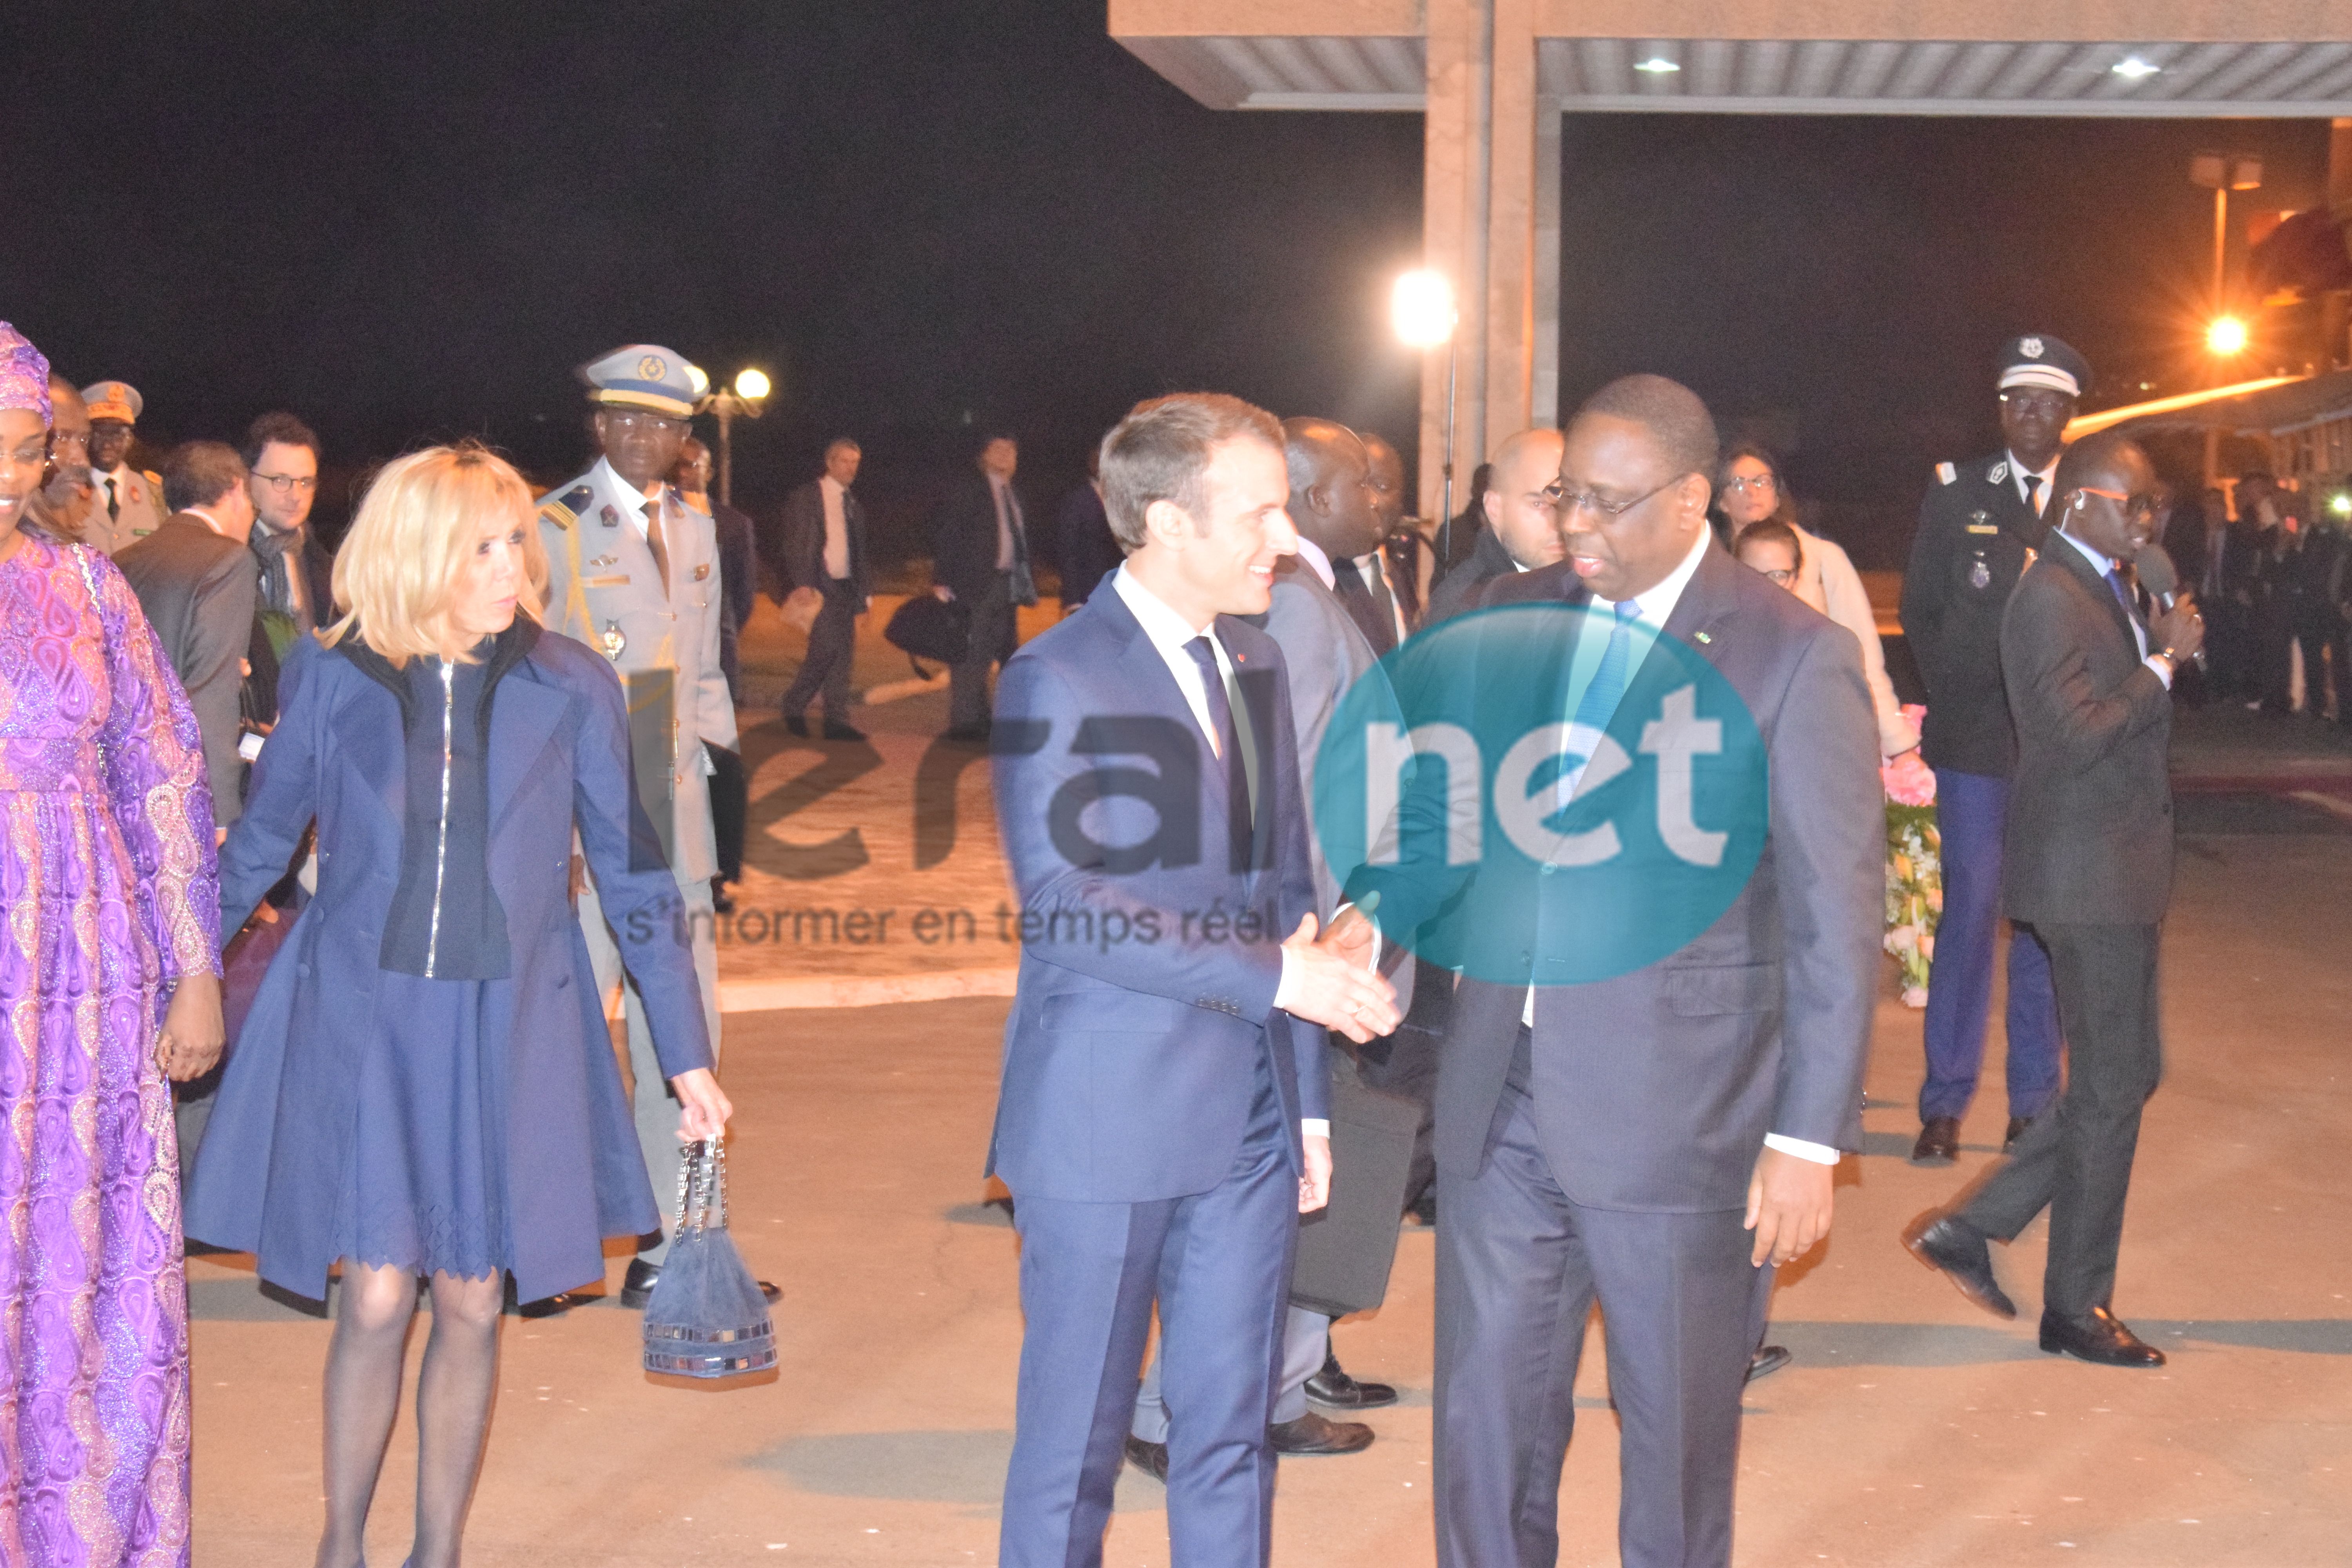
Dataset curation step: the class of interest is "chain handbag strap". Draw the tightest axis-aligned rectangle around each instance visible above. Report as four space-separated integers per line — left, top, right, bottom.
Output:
672 1133 729 1237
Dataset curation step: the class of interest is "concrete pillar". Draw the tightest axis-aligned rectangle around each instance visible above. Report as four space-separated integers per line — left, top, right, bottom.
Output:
1418 0 1489 523
1532 100 1562 428
1481 0 1539 443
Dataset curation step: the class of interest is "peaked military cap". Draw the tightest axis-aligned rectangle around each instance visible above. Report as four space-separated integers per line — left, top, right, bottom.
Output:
579 344 708 418
81 380 144 423
1996 335 2091 400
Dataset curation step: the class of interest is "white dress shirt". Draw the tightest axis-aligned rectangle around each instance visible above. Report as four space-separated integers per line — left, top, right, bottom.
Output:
594 455 661 535
1515 530 1838 1166
818 474 851 580
1112 567 1323 1138
2052 525 2172 687
2009 451 2060 515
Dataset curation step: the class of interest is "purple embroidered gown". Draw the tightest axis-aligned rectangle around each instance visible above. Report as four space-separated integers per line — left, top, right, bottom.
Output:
0 535 216 1566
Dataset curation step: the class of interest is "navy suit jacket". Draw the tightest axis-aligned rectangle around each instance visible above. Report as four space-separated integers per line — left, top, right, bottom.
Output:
186 625 712 1301
985 573 1330 1203
1345 543 1882 1210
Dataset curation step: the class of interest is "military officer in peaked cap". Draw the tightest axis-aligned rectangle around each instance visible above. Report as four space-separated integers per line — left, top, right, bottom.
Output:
1898 334 2088 1167
537 344 768 1310
80 379 168 554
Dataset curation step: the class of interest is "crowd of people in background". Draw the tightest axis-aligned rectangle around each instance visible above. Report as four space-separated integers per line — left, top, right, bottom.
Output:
2163 467 2352 726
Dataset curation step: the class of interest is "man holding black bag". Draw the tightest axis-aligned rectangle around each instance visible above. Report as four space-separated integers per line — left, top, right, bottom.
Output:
928 431 1036 741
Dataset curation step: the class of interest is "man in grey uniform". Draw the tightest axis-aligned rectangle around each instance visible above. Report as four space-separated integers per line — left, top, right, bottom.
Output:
536 342 766 1309
80 379 169 553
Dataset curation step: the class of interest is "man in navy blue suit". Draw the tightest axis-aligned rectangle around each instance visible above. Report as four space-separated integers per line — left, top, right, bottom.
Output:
988 392 1401 1568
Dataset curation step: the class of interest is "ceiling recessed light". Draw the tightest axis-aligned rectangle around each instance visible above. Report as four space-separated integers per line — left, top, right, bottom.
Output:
1633 57 1681 75
2112 57 2161 80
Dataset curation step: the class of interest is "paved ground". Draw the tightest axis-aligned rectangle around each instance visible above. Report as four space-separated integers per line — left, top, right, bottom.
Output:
185 612 2352 1566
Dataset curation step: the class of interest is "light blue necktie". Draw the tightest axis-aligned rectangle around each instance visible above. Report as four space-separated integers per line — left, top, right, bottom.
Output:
1570 599 1645 736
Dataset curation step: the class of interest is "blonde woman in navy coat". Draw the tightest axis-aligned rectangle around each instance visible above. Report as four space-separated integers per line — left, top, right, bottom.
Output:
186 443 731 1568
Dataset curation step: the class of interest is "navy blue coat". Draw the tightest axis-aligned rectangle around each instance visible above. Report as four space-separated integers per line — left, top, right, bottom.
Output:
985 573 1330 1203
184 626 713 1301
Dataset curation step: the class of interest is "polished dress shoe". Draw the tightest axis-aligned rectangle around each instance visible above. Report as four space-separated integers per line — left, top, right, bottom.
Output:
1911 1116 1961 1164
1405 1189 1437 1227
822 720 867 742
1123 1434 1170 1481
1744 1344 1792 1383
782 714 809 738
621 1257 782 1310
1903 1214 2017 1319
2040 1306 2165 1367
2003 1116 2032 1153
1269 1411 1373 1455
711 880 736 917
1304 1350 1397 1410
943 723 992 745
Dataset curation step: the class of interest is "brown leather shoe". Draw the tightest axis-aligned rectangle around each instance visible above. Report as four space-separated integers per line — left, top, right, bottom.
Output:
1268 1411 1373 1455
2040 1306 2166 1368
1911 1116 1961 1164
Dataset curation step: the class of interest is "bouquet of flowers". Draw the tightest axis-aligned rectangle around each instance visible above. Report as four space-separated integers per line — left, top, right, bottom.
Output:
1881 706 1940 1008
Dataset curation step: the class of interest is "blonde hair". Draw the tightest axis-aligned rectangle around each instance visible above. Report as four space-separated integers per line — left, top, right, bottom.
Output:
322 443 546 662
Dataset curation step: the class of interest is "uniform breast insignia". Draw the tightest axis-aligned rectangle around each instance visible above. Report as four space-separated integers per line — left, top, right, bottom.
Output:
586 553 619 568
600 504 622 529
584 575 630 588
600 621 628 661
691 563 710 581
1969 556 1993 590
1966 510 1997 535
1936 462 1957 485
1988 461 2009 485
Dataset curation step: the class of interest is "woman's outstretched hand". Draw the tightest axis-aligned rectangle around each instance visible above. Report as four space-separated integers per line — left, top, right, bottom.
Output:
157 972 226 1082
671 1068 732 1142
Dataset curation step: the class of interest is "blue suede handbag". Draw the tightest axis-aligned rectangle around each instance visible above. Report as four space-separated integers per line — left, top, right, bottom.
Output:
642 1136 777 1379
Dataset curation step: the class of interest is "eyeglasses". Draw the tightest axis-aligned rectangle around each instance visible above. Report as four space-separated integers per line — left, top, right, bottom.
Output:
1720 474 1776 497
1999 389 2075 417
1545 474 1687 521
602 410 690 437
250 472 318 495
2076 486 2160 520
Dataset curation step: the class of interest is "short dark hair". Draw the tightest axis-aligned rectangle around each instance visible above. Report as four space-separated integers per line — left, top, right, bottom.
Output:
977 431 1018 454
240 411 319 470
163 440 249 513
825 437 862 459
1734 517 1803 568
1575 374 1719 483
1099 393 1282 552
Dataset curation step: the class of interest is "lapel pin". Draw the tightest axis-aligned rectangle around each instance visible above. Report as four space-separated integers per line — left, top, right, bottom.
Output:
1694 630 1713 644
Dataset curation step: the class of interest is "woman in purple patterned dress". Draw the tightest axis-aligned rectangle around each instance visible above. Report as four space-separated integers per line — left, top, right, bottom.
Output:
0 323 225 1566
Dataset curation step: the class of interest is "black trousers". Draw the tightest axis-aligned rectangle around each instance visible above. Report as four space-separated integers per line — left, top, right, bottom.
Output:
780 577 858 720
1960 922 2163 1319
707 742 746 886
949 572 1014 732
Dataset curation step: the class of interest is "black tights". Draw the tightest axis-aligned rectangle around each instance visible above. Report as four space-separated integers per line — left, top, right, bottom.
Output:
316 1263 504 1568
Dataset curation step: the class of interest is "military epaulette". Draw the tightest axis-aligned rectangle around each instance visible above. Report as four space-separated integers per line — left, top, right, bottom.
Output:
141 470 162 487
1935 462 1957 485
538 484 595 530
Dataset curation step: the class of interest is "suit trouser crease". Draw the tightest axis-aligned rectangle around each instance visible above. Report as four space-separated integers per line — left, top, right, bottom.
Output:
578 875 721 1263
1920 768 2063 1122
781 577 858 720
1435 1079 1761 1568
951 573 1015 731
1958 922 2161 1318
1002 1061 1294 1568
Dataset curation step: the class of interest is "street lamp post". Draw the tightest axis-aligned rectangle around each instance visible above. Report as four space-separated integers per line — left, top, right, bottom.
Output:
2190 152 2262 486
1392 269 1460 566
701 367 771 509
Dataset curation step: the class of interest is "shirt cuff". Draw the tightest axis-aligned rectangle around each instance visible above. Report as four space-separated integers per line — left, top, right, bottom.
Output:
1301 1119 1331 1139
1273 944 1298 1015
2144 653 2174 689
1763 1132 1840 1165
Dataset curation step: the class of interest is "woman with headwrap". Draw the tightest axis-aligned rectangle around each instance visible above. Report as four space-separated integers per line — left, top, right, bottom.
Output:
186 443 729 1568
0 323 222 1563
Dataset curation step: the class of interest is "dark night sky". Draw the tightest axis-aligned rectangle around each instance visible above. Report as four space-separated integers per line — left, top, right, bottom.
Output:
0 3 2333 566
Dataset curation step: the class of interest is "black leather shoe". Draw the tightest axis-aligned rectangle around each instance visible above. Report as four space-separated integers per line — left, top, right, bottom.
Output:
1903 1214 2017 1319
1304 1350 1398 1410
1268 1412 1374 1455
2040 1306 2165 1367
1123 1435 1169 1481
1405 1189 1437 1226
1911 1116 1961 1164
711 880 736 916
822 721 867 742
782 714 809 738
620 1258 782 1309
2003 1116 2032 1153
944 723 991 745
1745 1344 1792 1383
